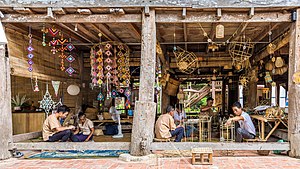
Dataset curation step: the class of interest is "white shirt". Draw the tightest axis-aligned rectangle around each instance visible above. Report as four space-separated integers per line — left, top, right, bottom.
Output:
238 112 256 135
78 118 94 135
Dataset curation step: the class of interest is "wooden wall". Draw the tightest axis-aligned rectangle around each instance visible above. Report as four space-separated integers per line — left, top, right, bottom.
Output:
6 27 83 114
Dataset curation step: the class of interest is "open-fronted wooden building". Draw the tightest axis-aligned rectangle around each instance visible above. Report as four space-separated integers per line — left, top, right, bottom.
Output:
0 0 300 160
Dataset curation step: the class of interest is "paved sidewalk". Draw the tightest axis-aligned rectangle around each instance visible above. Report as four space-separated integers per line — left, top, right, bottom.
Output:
0 155 299 169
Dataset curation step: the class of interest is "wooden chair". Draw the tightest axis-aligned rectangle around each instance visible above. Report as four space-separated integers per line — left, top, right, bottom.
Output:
191 147 213 165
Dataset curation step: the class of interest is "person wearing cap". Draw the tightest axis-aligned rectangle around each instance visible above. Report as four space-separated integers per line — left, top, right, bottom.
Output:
155 105 184 142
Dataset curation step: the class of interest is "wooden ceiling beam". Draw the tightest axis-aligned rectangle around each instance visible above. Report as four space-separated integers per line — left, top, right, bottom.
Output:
94 23 122 42
230 22 249 42
129 23 141 40
156 12 290 23
1 14 141 23
253 23 280 42
13 7 33 14
57 23 93 43
75 23 99 42
89 24 112 41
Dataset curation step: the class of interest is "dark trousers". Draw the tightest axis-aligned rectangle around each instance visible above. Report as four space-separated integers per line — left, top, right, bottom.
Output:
236 127 255 142
170 127 184 142
48 129 72 142
71 133 93 142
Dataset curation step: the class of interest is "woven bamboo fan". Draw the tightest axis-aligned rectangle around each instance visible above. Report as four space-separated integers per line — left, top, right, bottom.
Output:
265 60 274 71
275 57 285 68
173 46 198 74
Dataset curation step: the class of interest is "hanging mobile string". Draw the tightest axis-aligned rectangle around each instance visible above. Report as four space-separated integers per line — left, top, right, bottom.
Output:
173 23 176 51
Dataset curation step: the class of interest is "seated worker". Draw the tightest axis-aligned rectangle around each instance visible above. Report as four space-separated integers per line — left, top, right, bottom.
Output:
71 112 94 142
174 107 196 137
42 105 75 142
200 97 214 116
226 101 256 142
155 105 184 142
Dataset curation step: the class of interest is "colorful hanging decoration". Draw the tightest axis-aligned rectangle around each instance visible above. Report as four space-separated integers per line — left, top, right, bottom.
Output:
111 89 118 98
124 88 131 109
264 72 272 83
41 24 48 47
119 88 124 94
57 34 68 71
90 48 98 86
39 84 56 116
48 25 59 55
90 41 130 88
97 92 104 101
27 27 34 72
65 38 76 76
51 81 60 97
33 76 39 92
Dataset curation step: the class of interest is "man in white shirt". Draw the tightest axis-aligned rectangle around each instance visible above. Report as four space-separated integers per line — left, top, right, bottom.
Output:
226 102 256 142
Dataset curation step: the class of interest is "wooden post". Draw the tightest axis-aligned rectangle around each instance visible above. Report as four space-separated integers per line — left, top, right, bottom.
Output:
221 79 226 116
0 22 13 159
288 8 300 158
130 8 157 156
248 69 257 109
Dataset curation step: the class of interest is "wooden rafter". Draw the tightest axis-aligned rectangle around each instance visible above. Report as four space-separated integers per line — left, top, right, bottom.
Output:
253 23 280 42
89 24 112 41
57 23 93 43
231 22 249 41
129 23 141 40
75 23 99 42
93 23 122 42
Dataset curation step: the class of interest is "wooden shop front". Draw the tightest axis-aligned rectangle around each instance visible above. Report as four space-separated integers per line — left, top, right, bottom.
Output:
0 0 300 159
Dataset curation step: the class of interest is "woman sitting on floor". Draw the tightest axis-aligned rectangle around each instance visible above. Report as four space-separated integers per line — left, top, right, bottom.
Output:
71 112 94 142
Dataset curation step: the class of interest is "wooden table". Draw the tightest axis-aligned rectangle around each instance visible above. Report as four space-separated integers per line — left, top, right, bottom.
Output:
250 115 288 141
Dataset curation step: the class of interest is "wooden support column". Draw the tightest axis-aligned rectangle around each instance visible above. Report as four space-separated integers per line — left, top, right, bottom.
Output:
221 79 226 116
0 22 13 159
248 69 257 109
130 9 157 156
288 8 300 158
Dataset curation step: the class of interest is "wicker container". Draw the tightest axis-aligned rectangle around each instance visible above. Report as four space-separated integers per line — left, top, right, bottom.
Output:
166 78 180 96
103 112 112 120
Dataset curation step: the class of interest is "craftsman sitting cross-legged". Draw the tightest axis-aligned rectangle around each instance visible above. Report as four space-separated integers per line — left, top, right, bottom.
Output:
226 102 256 142
155 105 184 142
42 105 75 142
71 112 94 142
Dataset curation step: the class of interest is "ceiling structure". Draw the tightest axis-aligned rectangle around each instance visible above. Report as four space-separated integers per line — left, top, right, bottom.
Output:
0 6 293 83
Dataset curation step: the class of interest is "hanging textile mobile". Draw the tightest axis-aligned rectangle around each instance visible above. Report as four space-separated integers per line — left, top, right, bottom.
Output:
39 84 56 116
27 27 34 72
41 24 48 46
48 25 59 54
124 88 131 109
33 76 39 92
65 38 76 76
51 81 60 97
57 33 68 71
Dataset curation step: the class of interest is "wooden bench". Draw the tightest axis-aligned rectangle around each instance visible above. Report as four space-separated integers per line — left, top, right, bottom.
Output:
191 147 213 165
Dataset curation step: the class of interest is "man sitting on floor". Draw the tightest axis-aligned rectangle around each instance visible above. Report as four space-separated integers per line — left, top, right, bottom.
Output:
42 105 75 142
155 105 184 142
71 112 94 142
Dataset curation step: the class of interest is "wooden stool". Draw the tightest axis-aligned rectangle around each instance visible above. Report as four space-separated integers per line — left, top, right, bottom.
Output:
153 138 170 142
191 147 213 165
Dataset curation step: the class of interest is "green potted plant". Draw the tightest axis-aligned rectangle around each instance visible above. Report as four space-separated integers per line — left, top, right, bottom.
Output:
11 94 30 111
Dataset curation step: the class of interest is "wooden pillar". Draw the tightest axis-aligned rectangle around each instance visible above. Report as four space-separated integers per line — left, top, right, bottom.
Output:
248 69 257 109
212 81 216 106
288 8 300 158
0 22 12 160
130 8 157 156
221 79 226 116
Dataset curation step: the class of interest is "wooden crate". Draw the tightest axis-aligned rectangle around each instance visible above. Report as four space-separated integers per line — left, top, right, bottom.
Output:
191 147 213 165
